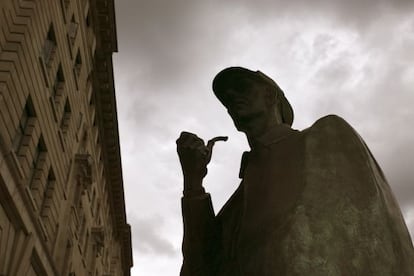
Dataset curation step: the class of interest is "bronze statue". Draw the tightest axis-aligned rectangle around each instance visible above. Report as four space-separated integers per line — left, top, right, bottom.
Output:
176 67 414 275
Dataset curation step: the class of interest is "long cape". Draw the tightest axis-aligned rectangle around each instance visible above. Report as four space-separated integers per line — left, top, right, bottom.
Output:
239 115 414 275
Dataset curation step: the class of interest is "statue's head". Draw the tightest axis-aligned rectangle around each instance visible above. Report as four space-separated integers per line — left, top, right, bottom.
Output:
212 67 294 132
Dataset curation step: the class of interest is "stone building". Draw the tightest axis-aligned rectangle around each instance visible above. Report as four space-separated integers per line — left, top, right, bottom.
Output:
0 0 132 275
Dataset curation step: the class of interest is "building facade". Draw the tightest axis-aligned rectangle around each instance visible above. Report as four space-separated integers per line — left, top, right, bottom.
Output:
0 0 132 275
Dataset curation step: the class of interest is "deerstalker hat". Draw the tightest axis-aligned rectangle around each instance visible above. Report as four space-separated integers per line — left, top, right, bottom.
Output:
212 67 294 126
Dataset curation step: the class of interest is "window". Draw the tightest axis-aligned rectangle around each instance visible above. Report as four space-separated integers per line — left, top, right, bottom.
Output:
73 50 82 87
42 25 57 66
86 73 93 101
30 136 47 185
62 240 73 275
95 203 101 225
28 251 48 276
13 97 36 153
29 136 48 212
91 188 96 212
91 226 104 255
74 50 82 76
79 216 87 247
77 112 83 133
68 15 79 43
62 0 70 10
40 168 58 243
83 231 89 256
50 65 65 122
52 65 65 98
86 10 91 28
61 99 71 135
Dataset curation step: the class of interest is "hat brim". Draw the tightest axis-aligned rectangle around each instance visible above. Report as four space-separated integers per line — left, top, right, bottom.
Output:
212 67 294 126
212 67 260 93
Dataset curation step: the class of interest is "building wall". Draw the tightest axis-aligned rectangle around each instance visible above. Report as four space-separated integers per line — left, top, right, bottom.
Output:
0 0 132 275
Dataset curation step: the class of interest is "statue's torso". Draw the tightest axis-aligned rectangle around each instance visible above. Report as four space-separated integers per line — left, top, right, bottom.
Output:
214 115 414 275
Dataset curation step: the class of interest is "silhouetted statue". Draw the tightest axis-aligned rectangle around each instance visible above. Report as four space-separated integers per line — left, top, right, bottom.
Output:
176 67 414 275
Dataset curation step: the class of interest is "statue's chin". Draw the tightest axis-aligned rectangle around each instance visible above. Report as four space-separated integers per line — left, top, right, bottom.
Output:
233 115 258 133
233 112 271 136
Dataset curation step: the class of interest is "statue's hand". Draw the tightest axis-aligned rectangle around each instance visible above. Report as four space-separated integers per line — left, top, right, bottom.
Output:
176 131 227 192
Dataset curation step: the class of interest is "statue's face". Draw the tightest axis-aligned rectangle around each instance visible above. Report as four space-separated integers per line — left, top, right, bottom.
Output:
217 77 273 132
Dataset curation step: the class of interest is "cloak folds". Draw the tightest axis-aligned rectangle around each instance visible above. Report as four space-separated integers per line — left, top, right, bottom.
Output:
181 115 414 275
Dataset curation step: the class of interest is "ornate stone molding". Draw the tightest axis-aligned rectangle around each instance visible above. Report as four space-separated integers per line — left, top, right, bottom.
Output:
74 153 93 190
90 0 132 272
91 226 105 256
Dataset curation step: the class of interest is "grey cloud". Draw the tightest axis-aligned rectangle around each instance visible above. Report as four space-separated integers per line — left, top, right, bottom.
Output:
380 141 414 211
115 0 414 213
235 0 414 31
113 1 414 274
302 23 414 210
404 208 414 241
115 0 414 72
114 1 228 86
129 213 177 257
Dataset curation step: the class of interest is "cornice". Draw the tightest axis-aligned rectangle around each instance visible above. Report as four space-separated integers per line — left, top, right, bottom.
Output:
90 0 132 273
93 0 118 53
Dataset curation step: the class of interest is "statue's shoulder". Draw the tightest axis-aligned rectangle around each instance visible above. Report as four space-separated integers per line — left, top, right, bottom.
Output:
310 114 353 131
303 114 358 140
301 114 366 159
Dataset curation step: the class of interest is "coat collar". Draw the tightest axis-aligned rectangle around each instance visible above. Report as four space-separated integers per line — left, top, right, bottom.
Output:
239 124 297 178
251 123 297 148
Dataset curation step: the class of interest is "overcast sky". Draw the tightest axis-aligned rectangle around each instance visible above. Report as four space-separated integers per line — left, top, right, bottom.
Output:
112 1 414 275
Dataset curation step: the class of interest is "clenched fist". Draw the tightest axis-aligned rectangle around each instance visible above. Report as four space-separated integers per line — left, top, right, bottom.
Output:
176 131 227 194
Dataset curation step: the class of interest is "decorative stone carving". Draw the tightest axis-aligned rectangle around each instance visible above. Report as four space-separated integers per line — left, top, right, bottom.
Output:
91 226 105 257
74 153 93 191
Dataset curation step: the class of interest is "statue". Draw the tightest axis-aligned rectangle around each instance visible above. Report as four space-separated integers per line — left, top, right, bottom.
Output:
176 67 414 275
